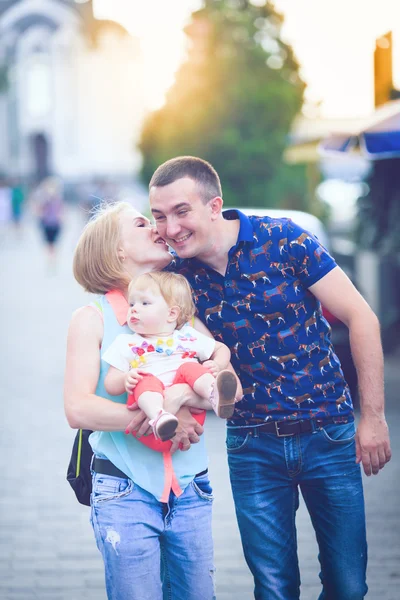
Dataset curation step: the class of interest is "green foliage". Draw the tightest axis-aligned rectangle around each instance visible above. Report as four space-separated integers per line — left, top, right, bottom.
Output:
139 0 308 209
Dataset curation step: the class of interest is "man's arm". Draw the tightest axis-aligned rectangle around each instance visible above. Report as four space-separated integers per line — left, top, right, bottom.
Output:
309 266 391 476
194 317 243 399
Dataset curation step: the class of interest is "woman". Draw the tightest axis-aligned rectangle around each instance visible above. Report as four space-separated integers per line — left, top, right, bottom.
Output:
64 201 240 600
34 176 64 266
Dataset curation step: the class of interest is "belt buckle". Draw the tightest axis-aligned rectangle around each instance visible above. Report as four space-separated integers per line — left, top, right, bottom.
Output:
275 421 294 437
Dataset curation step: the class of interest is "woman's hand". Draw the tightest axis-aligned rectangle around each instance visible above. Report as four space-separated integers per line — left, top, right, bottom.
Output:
125 406 152 437
126 403 204 453
170 407 205 454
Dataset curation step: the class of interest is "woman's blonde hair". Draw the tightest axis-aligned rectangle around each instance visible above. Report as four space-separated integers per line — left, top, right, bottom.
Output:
129 272 196 329
73 201 132 294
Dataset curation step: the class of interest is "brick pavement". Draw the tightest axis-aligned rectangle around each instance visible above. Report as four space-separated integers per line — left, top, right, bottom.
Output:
0 208 398 599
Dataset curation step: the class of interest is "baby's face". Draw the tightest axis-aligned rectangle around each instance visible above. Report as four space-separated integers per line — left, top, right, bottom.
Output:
126 286 173 336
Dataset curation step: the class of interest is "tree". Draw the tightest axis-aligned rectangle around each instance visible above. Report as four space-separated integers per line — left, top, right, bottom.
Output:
139 0 309 210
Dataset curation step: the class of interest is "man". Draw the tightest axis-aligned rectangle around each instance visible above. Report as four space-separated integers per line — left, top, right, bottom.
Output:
149 156 391 600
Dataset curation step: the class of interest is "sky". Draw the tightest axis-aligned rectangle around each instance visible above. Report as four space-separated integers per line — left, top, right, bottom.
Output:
94 0 400 119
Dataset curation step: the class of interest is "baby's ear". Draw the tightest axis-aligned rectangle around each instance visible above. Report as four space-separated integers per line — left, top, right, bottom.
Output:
168 305 180 324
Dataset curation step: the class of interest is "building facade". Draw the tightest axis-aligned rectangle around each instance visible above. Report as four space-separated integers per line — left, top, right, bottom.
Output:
0 0 145 183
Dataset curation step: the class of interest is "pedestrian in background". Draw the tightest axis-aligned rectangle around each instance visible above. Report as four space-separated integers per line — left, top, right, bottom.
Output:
33 176 64 268
10 177 25 233
0 176 12 227
148 155 392 600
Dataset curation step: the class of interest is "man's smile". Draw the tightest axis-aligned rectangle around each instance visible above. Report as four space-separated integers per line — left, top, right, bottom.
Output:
171 233 192 244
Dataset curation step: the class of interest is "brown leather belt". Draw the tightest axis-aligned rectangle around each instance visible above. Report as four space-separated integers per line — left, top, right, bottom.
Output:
236 416 352 437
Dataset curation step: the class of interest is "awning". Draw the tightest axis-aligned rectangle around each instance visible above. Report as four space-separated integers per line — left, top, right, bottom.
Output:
319 100 400 160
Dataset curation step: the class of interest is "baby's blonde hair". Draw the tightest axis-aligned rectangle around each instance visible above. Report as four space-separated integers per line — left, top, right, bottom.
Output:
73 201 133 294
129 272 196 329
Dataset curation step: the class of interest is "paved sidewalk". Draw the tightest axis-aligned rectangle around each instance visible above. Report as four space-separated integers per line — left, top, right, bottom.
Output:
0 208 398 599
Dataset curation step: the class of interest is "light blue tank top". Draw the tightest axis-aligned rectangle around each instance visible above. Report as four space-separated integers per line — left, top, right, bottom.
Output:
89 293 209 502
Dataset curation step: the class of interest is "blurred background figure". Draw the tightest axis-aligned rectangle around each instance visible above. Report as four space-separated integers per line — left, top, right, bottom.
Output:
0 177 12 232
10 177 25 234
33 176 64 270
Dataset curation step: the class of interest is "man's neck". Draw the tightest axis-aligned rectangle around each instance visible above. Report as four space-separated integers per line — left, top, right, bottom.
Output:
196 218 240 275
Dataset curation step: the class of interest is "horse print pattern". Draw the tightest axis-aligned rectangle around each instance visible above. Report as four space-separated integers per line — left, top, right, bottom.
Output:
172 210 353 426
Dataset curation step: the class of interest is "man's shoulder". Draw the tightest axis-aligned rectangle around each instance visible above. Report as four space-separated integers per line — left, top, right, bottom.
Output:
246 215 293 238
164 255 186 272
165 255 195 277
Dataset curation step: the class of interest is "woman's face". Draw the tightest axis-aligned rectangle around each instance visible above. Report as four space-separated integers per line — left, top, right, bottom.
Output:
118 208 172 276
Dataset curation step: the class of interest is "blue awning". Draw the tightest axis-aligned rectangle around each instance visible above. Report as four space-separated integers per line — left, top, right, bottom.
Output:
361 112 400 158
320 134 357 154
319 102 400 160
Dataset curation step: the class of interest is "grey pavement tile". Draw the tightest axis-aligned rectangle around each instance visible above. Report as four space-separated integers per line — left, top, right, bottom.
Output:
83 576 107 588
34 575 83 590
1 590 39 600
10 550 56 560
216 586 253 600
0 582 36 592
57 550 101 561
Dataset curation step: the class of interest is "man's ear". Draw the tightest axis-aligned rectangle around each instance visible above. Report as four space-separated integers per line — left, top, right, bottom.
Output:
167 305 180 323
209 196 223 219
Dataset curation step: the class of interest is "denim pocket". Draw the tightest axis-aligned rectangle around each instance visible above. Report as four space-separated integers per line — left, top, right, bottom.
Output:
226 431 251 453
92 473 133 504
192 475 214 501
320 422 356 444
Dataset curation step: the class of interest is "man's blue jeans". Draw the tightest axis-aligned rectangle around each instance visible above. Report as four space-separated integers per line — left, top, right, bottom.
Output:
90 470 216 600
227 421 368 600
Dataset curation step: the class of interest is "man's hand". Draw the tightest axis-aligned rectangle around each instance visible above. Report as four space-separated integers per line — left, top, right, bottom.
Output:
169 407 204 455
202 360 221 376
125 405 151 437
355 414 391 476
163 382 200 415
125 369 145 394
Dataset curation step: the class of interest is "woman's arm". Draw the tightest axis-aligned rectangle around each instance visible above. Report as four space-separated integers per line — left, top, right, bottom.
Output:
64 306 204 455
64 307 137 431
105 365 127 396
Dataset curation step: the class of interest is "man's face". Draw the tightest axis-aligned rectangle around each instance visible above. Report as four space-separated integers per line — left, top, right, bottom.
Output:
149 177 217 260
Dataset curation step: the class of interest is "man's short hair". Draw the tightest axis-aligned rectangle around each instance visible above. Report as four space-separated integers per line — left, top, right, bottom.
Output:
149 156 222 204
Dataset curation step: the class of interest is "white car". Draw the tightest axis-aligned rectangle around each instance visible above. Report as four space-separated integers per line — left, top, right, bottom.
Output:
225 206 330 249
